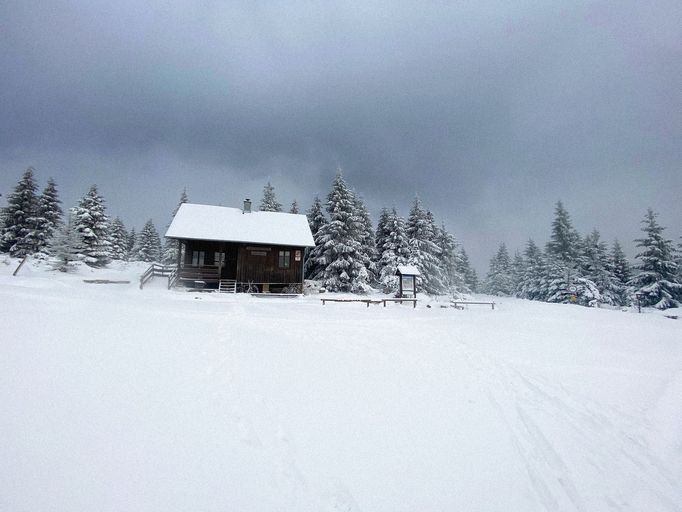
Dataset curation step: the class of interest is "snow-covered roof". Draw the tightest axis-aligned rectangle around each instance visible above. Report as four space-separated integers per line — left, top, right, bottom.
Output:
396 265 421 276
165 203 315 247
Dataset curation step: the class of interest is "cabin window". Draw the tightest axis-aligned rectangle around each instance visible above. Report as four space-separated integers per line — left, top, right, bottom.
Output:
192 250 205 266
214 252 225 266
278 250 291 269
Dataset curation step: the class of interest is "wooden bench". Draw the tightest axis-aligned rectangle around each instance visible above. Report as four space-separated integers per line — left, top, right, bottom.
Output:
320 298 383 308
251 293 301 298
451 300 495 310
321 298 418 308
381 298 418 308
83 279 131 284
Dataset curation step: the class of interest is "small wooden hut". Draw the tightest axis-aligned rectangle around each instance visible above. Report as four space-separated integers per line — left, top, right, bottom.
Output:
165 200 315 293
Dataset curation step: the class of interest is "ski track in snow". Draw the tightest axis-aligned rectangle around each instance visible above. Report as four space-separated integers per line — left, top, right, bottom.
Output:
448 333 682 512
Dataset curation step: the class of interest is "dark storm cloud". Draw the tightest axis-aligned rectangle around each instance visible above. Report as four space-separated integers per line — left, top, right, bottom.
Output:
1 0 681 270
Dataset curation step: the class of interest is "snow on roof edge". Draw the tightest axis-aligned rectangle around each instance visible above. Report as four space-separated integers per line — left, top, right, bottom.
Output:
165 203 315 247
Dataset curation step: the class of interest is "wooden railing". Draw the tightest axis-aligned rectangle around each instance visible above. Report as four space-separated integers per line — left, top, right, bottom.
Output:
139 263 175 289
168 267 178 289
177 265 221 284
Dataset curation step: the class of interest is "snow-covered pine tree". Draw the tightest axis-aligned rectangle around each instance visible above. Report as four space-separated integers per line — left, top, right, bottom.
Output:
375 208 391 263
49 215 83 272
510 251 525 297
306 196 327 235
162 189 188 264
543 251 601 307
289 200 299 214
610 240 631 306
304 196 328 279
310 173 371 292
127 228 137 261
377 208 410 293
483 243 513 295
406 197 445 294
547 201 581 265
34 177 63 256
259 182 283 212
135 219 162 263
109 217 129 261
456 247 477 293
582 229 620 306
354 195 377 283
71 185 112 267
629 209 681 309
519 239 545 300
434 223 465 294
544 201 585 303
1 167 40 256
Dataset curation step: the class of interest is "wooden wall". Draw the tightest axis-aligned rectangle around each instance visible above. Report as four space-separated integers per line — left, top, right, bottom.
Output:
179 239 305 288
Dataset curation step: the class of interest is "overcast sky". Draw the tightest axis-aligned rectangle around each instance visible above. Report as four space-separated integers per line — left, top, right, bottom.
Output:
1 0 680 271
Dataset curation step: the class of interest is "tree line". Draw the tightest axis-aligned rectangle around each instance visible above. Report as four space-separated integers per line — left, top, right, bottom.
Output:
0 168 187 271
255 175 478 295
482 201 682 310
0 168 477 296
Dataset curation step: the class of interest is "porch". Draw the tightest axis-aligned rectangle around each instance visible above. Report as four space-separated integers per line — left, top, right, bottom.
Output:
174 239 304 293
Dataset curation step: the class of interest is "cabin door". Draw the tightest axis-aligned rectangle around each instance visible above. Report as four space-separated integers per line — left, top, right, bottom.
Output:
221 245 238 279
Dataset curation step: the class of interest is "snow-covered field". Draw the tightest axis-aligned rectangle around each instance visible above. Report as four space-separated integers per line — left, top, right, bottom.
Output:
1 259 681 512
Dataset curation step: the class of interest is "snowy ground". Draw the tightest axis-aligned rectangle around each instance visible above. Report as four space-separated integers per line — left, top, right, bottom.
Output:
1 258 681 512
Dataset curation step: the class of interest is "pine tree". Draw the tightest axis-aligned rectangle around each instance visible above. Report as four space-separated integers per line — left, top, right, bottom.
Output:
434 223 465 294
375 208 391 263
484 243 513 295
510 251 526 297
289 200 299 214
49 215 83 272
456 248 477 293
259 182 283 212
547 201 581 264
162 189 188 264
544 202 587 304
34 177 63 256
109 217 129 261
304 196 328 279
71 185 112 267
543 252 601 307
406 197 445 294
519 239 545 300
582 229 620 306
1 167 40 256
310 173 371 292
135 219 162 263
127 228 137 261
354 195 377 283
610 240 631 305
377 208 410 293
629 209 681 309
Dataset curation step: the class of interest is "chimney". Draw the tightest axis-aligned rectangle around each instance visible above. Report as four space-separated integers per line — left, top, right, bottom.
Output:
243 198 252 214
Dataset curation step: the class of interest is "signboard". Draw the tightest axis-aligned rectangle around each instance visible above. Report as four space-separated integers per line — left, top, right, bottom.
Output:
295 250 302 262
568 285 577 293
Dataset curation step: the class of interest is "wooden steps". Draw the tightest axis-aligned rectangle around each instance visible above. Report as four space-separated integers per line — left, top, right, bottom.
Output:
218 279 237 293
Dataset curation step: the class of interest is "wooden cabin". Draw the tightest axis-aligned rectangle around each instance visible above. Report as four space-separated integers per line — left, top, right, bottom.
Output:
165 201 315 293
